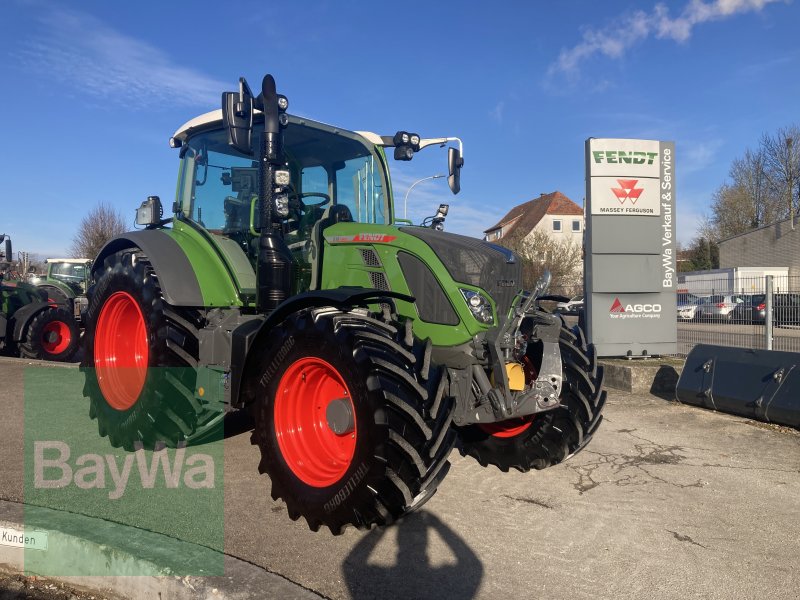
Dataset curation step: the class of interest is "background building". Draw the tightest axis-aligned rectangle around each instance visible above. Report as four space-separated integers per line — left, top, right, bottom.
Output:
483 191 584 244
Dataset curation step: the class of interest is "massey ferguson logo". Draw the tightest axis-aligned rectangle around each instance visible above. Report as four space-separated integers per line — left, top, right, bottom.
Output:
609 297 662 320
611 179 643 205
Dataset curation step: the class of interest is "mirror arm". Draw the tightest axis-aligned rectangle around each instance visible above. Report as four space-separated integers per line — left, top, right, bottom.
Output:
418 137 463 158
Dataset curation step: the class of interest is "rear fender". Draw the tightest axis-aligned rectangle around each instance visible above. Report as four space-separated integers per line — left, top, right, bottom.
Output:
94 231 204 307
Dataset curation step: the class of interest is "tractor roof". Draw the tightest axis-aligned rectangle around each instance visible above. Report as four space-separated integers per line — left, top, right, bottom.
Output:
46 258 92 264
172 109 382 146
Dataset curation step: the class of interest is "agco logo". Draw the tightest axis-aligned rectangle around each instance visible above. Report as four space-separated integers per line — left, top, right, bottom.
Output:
611 179 643 205
609 298 662 320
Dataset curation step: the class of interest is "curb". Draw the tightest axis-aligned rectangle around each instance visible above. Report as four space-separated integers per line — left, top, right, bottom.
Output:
599 358 684 395
0 501 318 600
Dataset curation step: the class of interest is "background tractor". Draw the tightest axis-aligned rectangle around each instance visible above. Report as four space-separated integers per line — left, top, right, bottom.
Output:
32 258 92 320
80 74 605 534
0 235 79 361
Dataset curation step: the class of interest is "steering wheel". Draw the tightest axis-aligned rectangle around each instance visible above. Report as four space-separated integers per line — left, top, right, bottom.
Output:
290 192 331 208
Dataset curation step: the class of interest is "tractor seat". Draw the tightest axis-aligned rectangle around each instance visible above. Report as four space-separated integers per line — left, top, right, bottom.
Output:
320 204 353 228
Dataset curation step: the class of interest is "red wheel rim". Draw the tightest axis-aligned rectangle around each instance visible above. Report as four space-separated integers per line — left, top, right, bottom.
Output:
479 416 534 438
94 292 149 411
41 320 72 355
274 357 357 488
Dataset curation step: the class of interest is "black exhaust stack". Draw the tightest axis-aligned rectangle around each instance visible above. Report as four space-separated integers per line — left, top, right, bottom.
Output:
256 75 293 312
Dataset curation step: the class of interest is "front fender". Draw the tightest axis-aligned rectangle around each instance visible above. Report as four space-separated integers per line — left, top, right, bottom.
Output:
231 288 413 408
10 300 51 342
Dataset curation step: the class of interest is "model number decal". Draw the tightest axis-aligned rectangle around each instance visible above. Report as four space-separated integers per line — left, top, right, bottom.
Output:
327 234 397 244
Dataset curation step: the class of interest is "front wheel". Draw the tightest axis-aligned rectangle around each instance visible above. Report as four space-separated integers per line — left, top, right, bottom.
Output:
250 308 456 534
458 320 606 472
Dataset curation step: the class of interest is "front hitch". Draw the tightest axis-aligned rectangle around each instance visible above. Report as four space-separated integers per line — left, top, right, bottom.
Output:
466 271 564 425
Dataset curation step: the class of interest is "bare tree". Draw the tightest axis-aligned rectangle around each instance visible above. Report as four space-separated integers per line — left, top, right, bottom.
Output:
761 125 800 222
705 183 758 239
70 202 128 259
729 147 781 227
501 229 583 295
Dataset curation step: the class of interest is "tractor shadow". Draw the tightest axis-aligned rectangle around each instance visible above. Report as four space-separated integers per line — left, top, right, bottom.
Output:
342 510 483 599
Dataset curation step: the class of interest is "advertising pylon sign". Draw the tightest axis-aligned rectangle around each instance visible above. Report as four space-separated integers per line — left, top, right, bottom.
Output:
584 138 677 357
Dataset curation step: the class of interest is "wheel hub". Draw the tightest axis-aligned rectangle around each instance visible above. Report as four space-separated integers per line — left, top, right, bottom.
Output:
326 398 355 435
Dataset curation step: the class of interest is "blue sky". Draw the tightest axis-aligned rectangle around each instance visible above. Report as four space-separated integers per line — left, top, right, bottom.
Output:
1 0 798 257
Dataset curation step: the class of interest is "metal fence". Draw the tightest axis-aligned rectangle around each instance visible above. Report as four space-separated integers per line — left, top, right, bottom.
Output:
677 274 800 356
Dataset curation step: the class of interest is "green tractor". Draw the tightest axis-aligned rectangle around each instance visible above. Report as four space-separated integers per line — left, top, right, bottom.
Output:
33 258 92 318
1 235 80 361
80 74 605 533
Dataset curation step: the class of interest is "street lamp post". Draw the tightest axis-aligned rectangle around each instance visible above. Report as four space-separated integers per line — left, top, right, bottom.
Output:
403 174 445 220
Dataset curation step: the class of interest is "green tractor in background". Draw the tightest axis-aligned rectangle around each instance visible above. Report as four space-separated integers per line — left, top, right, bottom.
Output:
33 258 92 319
80 74 605 534
1 235 80 361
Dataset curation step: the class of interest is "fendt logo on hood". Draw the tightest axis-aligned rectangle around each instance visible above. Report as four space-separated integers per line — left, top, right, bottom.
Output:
609 297 662 320
611 179 644 205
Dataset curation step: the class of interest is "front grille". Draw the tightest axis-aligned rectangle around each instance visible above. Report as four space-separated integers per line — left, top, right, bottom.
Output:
401 227 522 317
360 248 382 267
398 252 459 325
369 271 390 291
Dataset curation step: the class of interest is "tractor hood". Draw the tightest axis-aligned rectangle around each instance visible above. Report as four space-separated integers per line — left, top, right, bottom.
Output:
399 227 522 316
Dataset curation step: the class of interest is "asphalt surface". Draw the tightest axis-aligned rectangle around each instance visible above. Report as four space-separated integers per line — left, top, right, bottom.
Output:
1 357 799 599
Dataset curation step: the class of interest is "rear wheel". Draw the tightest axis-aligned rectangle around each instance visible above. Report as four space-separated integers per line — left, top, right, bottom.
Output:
81 249 221 450
19 308 79 362
458 320 606 472
249 308 456 534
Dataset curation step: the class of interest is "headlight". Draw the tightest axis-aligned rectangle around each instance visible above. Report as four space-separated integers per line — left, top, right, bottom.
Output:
460 288 494 324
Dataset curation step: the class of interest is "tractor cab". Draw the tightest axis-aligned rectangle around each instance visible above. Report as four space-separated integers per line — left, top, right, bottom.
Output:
172 115 391 294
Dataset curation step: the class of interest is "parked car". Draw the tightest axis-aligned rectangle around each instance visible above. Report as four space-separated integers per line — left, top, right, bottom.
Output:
729 293 800 325
556 295 584 315
730 294 765 323
696 294 744 321
677 294 703 321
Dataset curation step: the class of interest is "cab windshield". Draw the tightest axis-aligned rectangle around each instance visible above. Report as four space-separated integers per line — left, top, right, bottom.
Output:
177 121 389 233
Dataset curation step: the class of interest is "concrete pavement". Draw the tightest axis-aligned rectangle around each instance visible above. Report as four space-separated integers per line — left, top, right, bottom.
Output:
1 357 799 599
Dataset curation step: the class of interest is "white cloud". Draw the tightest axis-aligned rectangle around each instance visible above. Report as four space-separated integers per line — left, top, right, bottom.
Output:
681 138 724 175
15 8 226 109
489 101 505 124
549 0 783 78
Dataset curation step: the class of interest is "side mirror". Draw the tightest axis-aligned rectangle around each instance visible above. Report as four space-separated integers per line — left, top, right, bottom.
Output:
448 147 463 195
4 239 11 262
222 78 254 155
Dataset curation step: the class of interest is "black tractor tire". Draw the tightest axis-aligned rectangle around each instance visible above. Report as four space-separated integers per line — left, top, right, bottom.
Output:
81 249 221 450
249 308 456 534
458 319 606 472
19 308 80 362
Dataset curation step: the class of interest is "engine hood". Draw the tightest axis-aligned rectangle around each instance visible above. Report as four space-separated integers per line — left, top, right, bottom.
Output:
400 227 522 316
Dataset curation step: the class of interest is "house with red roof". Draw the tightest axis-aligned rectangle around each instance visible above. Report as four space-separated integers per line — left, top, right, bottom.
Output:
483 191 584 245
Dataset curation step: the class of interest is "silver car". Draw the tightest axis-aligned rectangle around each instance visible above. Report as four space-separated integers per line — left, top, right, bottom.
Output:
697 294 744 321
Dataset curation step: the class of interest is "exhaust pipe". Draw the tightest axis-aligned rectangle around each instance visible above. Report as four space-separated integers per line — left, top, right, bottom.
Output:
256 75 293 313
